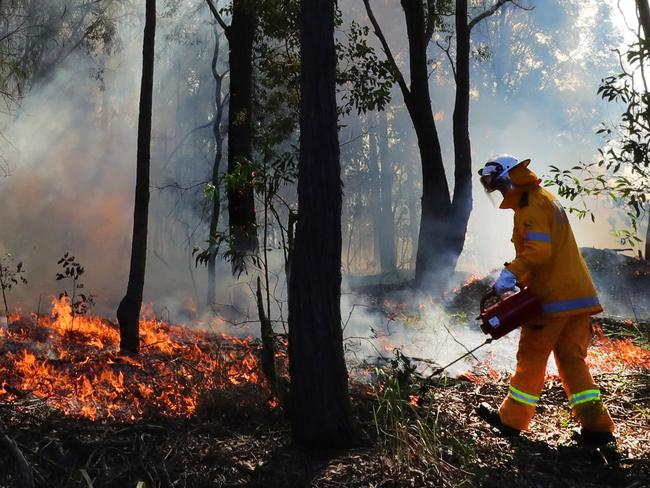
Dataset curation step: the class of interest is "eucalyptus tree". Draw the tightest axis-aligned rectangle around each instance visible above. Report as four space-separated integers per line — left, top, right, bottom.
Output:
117 0 156 353
363 0 525 289
288 0 357 449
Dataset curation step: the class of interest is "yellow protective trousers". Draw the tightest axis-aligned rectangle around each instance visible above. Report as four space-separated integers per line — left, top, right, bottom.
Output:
498 314 615 432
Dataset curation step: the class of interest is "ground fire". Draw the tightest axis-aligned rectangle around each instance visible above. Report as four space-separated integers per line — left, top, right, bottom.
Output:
0 296 271 421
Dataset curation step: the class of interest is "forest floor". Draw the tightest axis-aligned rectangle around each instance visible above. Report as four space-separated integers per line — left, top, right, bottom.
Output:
0 317 648 488
1 248 649 487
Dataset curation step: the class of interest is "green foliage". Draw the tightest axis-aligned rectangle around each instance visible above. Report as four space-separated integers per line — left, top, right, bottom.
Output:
0 254 27 293
56 253 94 316
337 21 396 115
0 253 27 319
546 36 650 254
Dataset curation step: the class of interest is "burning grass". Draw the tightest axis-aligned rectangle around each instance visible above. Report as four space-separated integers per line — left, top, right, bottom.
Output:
0 296 272 421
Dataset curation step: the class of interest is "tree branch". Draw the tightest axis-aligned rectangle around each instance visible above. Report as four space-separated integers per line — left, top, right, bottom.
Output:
204 0 230 37
362 0 411 100
468 0 532 32
436 35 456 81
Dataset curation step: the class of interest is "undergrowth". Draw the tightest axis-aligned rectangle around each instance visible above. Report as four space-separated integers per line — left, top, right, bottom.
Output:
371 351 475 487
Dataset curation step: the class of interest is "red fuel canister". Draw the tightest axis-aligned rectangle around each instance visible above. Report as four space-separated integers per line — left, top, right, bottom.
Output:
479 287 542 340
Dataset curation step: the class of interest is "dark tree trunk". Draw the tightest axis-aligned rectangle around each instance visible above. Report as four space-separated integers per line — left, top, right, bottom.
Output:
207 31 226 306
367 112 382 269
378 109 396 271
643 208 650 261
399 0 452 288
226 0 258 275
364 0 506 289
117 0 156 354
638 0 650 39
288 0 356 449
450 0 473 267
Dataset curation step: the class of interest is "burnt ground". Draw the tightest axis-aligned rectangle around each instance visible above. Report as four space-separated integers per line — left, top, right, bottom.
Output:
0 332 648 488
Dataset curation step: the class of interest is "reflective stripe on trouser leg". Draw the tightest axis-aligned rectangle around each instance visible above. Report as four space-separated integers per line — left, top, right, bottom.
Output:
509 385 539 406
569 389 601 407
554 315 615 433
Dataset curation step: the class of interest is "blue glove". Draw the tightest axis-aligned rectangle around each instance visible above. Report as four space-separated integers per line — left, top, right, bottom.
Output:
495 268 517 296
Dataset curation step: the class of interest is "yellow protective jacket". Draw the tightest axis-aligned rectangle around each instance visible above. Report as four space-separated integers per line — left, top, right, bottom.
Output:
500 167 602 317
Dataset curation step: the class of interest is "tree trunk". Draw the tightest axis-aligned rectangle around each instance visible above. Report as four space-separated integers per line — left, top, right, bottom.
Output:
638 0 650 39
643 208 650 261
226 0 258 276
636 0 650 261
207 31 226 306
367 112 382 270
378 109 396 272
399 0 452 289
449 0 473 267
117 0 156 354
288 0 356 449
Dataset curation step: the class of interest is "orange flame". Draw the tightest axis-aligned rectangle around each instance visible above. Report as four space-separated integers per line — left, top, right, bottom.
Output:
0 297 274 421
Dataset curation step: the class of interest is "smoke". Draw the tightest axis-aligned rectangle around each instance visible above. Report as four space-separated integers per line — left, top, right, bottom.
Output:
0 2 238 321
340 287 521 377
0 0 643 375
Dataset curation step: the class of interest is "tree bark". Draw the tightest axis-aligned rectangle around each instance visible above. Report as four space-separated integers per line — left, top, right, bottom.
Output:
400 0 452 289
449 0 473 269
638 0 650 39
364 0 507 289
635 0 650 260
288 0 356 449
643 208 650 261
378 109 396 271
226 0 258 275
207 31 226 306
117 0 155 354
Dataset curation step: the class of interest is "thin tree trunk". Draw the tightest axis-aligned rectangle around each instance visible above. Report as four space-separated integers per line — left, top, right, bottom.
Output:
288 0 356 449
637 0 650 261
638 0 650 39
226 0 258 275
449 0 473 266
405 156 419 270
207 30 226 306
643 208 650 261
367 112 382 270
117 0 156 354
378 109 396 271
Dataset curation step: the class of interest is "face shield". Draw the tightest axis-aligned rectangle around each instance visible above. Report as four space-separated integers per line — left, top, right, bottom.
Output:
478 163 513 206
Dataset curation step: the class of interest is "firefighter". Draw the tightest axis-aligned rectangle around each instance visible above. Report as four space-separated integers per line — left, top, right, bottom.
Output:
475 154 615 445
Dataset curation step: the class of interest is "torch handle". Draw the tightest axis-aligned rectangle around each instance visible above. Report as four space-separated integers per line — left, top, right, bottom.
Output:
429 337 493 377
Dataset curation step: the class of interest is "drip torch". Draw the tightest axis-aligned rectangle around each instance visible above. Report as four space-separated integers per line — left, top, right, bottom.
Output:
429 285 542 377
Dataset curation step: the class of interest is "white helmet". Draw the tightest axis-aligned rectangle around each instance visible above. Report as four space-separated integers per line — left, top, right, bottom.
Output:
478 154 530 193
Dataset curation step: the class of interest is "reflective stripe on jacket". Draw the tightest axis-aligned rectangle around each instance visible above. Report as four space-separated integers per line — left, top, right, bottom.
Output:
503 185 602 317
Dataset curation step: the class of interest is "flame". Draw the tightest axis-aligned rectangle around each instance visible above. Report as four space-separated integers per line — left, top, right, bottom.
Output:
459 371 485 384
0 297 274 420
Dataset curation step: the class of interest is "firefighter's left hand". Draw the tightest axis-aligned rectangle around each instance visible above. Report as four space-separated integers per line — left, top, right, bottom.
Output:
495 268 517 296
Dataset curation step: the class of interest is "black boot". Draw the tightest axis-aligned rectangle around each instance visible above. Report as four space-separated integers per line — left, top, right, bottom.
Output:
572 429 616 446
475 402 521 437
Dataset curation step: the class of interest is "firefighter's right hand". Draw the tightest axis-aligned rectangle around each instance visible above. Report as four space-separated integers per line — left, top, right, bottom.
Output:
495 268 517 296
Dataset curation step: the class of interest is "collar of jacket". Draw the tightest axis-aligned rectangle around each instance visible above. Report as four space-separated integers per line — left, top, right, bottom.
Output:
499 182 540 209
